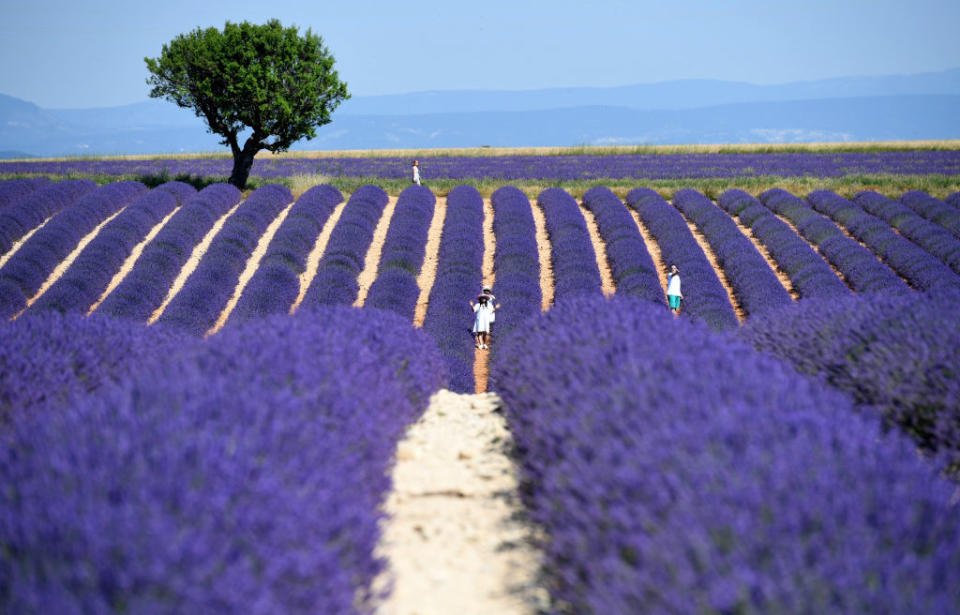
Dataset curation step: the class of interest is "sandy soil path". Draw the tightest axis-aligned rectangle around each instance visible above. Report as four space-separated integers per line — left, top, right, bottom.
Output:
414 196 446 328
375 389 545 615
474 198 497 393
207 199 295 335
354 196 399 307
17 208 126 316
290 199 349 313
529 197 554 312
578 203 616 297
89 207 181 314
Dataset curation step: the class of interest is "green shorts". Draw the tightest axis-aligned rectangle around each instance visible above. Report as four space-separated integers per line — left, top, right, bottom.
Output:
668 295 682 309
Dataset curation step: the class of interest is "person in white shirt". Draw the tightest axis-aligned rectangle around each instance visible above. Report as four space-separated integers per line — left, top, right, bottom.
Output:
667 264 683 314
470 294 499 349
412 160 421 186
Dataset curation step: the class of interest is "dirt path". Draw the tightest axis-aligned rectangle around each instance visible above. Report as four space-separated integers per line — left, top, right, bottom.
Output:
207 199 295 335
413 196 446 328
89 207 181 315
17 208 126 317
578 203 616 297
529 197 554 312
375 389 545 615
148 201 242 325
627 205 670 299
474 198 497 393
354 196 399 307
290 199 349 313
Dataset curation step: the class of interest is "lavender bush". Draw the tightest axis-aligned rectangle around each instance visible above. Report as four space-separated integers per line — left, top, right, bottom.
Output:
0 177 49 210
718 189 849 299
489 185 542 343
0 179 96 256
421 185 484 392
300 185 389 307
673 188 791 315
807 190 960 291
365 184 436 319
899 190 960 238
582 186 663 304
0 181 147 319
536 188 603 300
759 188 909 294
853 190 960 275
1 306 445 613
626 188 738 330
28 182 195 315
95 183 242 321
946 191 960 208
741 289 960 472
491 295 960 614
157 184 292 335
228 184 343 322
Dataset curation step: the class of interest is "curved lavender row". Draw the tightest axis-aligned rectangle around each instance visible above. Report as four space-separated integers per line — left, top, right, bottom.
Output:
807 190 960 291
96 183 242 321
536 188 602 300
489 185 542 344
718 189 850 299
421 185 484 393
300 185 389 307
1 307 445 613
947 192 960 208
157 184 292 336
759 188 907 294
28 183 196 316
364 184 436 319
625 188 738 330
491 296 960 614
582 186 663 304
899 191 960 239
0 181 147 319
228 184 343 322
0 180 96 256
854 191 960 275
673 188 792 316
0 177 50 210
742 290 960 473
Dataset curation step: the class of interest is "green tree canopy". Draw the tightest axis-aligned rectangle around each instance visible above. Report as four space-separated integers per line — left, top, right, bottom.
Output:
145 19 349 188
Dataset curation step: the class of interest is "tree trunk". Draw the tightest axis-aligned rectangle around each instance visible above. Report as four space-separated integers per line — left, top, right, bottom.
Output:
228 141 260 189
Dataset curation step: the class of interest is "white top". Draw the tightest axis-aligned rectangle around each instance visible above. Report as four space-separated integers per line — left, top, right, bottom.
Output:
667 272 682 297
412 165 421 184
473 302 494 332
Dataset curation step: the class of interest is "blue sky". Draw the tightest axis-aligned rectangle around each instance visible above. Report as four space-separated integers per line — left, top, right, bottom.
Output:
2 0 959 108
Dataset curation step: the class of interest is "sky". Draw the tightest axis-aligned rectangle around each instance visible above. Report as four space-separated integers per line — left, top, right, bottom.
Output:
1 0 959 108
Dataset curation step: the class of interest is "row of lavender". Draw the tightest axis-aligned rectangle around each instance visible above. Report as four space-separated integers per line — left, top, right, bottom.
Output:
491 293 960 613
4 150 960 181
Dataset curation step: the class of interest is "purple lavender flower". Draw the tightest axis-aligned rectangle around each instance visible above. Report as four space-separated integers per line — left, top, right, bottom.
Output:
898 190 960 240
0 180 96 256
0 177 50 210
537 188 603 300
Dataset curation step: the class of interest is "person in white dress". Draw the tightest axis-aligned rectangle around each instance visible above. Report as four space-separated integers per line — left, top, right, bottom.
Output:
470 294 498 349
412 160 421 186
666 264 683 314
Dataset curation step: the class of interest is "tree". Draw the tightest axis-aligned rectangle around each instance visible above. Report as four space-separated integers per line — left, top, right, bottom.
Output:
145 20 349 189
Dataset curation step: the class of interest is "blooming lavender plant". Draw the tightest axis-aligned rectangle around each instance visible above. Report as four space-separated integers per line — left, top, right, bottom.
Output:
718 189 849 299
0 177 49 210
625 188 738 329
898 190 960 240
156 184 292 335
94 183 242 321
759 188 909 294
582 186 664 305
946 191 960 208
491 295 960 614
0 179 96 256
807 190 960 291
489 185 542 344
536 188 603 300
228 184 343 322
0 306 445 613
853 190 960 275
421 184 484 392
27 183 195 316
364 184 436 319
300 185 389 307
0 181 147 319
741 289 960 472
672 188 792 315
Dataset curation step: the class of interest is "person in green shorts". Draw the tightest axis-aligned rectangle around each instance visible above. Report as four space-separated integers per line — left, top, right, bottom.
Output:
667 264 683 314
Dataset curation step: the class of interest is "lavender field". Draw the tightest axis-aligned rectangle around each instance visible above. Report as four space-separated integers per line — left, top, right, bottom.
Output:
2 176 959 613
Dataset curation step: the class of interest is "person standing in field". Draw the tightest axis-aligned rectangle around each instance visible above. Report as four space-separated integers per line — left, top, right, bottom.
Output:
470 294 498 349
667 264 683 314
412 159 421 186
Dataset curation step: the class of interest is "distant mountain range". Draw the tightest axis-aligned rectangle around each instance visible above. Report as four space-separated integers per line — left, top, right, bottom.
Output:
2 69 960 157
